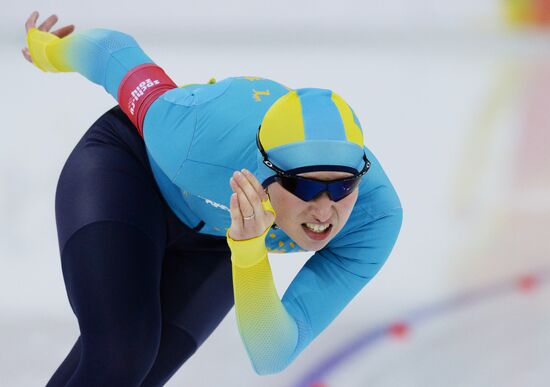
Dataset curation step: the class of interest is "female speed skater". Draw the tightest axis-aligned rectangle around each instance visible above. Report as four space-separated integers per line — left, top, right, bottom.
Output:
22 11 403 387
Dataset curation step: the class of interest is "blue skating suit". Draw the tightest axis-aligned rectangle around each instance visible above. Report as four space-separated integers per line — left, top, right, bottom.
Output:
145 76 402 254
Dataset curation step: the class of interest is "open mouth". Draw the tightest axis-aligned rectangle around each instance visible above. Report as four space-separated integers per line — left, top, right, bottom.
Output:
301 223 333 241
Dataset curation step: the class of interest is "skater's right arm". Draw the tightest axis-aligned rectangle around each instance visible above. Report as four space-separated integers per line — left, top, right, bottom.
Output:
22 11 177 136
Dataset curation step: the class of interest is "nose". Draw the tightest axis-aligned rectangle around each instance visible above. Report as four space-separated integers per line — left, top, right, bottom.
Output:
309 192 334 223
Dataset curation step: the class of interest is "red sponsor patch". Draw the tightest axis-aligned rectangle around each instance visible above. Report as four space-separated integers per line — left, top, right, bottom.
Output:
118 63 176 137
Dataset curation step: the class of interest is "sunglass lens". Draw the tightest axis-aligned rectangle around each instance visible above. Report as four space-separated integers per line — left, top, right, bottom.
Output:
278 176 360 202
328 178 360 201
278 177 323 201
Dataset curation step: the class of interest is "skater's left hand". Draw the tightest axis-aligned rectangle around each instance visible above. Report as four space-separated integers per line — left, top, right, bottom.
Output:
228 169 275 241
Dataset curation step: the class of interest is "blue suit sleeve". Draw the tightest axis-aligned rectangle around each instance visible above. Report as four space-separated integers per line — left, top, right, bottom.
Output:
281 206 403 357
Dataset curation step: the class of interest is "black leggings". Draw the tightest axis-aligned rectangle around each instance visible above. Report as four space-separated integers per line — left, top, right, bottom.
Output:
46 107 234 387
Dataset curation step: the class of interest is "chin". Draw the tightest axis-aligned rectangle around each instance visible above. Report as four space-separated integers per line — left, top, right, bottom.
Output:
306 241 330 252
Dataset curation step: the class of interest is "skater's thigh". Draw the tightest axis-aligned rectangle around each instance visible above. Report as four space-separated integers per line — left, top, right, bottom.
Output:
54 108 169 326
160 234 234 347
60 220 164 334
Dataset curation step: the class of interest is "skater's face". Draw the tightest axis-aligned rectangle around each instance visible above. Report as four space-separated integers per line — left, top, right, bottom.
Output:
266 171 359 251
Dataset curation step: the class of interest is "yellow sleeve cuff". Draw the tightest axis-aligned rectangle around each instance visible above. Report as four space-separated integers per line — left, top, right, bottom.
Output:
227 226 270 268
27 28 61 72
226 198 276 268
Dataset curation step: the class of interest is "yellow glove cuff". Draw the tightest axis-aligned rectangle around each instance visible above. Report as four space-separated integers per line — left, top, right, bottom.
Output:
226 198 276 268
27 28 61 72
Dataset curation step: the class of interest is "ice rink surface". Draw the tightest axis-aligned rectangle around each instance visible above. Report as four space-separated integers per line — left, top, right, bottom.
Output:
1 2 550 386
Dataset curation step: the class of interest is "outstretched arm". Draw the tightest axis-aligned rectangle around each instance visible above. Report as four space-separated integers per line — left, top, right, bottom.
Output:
22 11 176 135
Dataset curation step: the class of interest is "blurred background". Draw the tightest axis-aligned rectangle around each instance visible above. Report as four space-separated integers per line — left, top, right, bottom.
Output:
1 1 549 386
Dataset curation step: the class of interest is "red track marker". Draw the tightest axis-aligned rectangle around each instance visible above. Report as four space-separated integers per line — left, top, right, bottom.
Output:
517 274 538 292
389 322 410 339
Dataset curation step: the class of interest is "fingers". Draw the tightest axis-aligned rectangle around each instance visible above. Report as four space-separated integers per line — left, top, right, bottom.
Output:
230 172 255 218
23 12 38 64
242 169 268 201
21 48 32 63
232 170 265 218
51 24 75 38
229 193 243 234
37 14 58 32
25 11 61 33
25 11 39 33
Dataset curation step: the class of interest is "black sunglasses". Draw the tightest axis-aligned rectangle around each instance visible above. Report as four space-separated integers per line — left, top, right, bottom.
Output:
256 126 371 202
